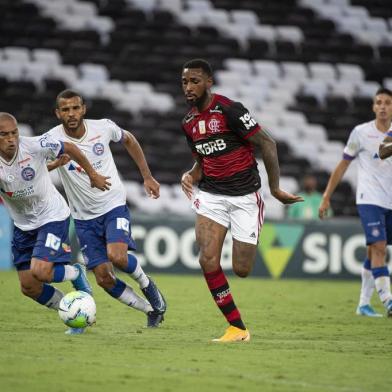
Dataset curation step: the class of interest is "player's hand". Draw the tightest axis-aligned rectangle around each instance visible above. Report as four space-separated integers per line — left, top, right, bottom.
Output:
181 172 194 200
144 176 160 199
271 189 304 205
318 198 330 219
47 154 71 171
90 173 111 191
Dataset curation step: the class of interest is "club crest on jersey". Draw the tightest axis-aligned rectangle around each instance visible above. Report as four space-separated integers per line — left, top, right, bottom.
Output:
21 166 35 181
198 120 206 134
93 142 104 156
208 118 221 133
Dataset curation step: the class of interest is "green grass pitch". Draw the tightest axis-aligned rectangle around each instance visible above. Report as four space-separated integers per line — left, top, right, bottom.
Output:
0 271 391 392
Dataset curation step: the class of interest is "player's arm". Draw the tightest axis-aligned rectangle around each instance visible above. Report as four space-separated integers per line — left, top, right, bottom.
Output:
181 158 202 200
62 142 111 191
122 130 160 198
379 135 392 159
248 129 303 205
319 159 351 219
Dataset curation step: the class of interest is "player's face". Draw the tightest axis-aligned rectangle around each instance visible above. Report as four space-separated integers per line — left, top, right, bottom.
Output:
56 96 86 133
182 68 212 107
373 93 392 121
0 119 19 160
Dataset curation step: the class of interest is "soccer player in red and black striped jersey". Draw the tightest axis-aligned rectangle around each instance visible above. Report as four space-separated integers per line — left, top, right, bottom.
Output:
180 59 303 342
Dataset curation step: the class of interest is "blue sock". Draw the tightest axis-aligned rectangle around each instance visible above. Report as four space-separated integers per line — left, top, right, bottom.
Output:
363 258 371 271
105 278 126 298
122 254 138 274
36 284 55 305
372 266 389 279
52 264 65 282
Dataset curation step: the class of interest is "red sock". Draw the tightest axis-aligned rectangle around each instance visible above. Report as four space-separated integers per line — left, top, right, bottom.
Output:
204 266 246 330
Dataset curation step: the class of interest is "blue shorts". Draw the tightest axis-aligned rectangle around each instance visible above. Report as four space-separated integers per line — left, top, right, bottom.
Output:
12 217 72 271
357 204 392 245
74 205 136 270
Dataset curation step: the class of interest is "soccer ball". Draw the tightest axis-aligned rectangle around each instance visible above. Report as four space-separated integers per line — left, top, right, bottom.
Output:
58 291 96 328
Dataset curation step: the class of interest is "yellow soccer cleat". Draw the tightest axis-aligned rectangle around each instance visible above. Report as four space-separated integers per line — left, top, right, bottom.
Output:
212 326 250 342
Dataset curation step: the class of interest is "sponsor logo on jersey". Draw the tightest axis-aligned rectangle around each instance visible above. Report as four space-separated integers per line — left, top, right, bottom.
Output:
39 137 60 150
239 112 257 130
195 139 226 156
21 166 35 181
208 118 221 133
0 185 33 198
93 142 104 156
88 135 102 142
68 163 83 173
373 153 379 159
18 157 31 165
6 174 15 183
209 106 223 114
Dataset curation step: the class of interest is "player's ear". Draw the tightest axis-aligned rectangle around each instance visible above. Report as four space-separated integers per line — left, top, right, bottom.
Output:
81 104 87 116
55 108 61 120
206 76 213 89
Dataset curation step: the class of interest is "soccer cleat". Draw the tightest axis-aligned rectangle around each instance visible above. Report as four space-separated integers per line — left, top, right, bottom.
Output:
147 310 164 328
65 327 85 335
142 276 167 314
71 263 93 295
386 300 392 317
356 304 383 317
212 326 250 342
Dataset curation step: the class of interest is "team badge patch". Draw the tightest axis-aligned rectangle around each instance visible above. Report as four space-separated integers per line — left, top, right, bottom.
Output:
93 142 104 156
21 167 35 181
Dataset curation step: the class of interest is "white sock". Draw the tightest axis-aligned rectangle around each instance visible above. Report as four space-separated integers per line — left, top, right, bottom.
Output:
117 284 153 313
359 267 375 307
374 276 392 305
45 287 64 310
130 264 150 289
64 265 80 281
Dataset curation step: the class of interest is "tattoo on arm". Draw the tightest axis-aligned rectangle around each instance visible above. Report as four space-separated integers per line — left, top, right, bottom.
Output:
248 129 280 191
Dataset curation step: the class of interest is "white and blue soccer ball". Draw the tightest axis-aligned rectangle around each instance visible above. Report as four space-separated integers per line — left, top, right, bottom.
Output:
58 291 96 328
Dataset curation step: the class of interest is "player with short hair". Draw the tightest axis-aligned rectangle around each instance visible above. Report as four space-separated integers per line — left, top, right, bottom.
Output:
180 59 303 342
0 112 110 334
46 89 166 328
319 87 392 317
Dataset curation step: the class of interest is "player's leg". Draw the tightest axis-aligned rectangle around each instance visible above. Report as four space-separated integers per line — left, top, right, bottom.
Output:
29 218 91 295
356 246 381 317
92 261 154 316
17 267 64 310
358 205 392 314
105 205 166 318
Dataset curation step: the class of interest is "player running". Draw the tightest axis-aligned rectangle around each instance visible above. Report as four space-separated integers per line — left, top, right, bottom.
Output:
0 112 109 334
46 89 166 329
180 59 303 342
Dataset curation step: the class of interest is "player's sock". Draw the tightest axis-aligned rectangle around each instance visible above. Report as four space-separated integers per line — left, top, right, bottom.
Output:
121 254 149 289
35 283 64 310
204 266 246 330
359 258 375 306
372 266 392 305
105 278 153 313
52 264 80 282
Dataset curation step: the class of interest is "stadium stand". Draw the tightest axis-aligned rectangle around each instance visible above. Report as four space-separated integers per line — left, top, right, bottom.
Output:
1 0 391 217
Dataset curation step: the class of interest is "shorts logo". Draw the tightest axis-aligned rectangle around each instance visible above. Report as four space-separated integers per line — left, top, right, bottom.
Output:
372 228 380 237
93 143 104 156
194 198 200 209
116 217 129 232
21 167 35 181
45 233 61 251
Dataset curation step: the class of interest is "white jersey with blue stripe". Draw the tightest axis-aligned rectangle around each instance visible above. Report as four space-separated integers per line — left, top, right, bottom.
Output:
45 119 126 220
0 135 70 230
343 120 392 209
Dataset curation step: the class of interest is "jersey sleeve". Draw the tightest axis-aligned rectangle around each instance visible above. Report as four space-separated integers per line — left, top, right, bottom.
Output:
343 128 360 160
104 118 125 143
224 101 261 139
36 134 64 159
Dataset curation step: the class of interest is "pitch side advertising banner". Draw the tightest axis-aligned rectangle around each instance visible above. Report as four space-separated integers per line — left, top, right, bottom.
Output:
130 214 390 280
1 212 391 279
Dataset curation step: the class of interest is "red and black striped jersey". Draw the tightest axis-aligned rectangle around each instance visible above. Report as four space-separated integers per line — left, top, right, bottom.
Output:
181 94 261 196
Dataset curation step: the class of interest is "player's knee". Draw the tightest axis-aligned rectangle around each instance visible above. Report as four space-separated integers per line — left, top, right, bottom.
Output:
31 267 51 283
199 253 220 271
233 264 250 278
96 272 116 289
107 251 127 268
